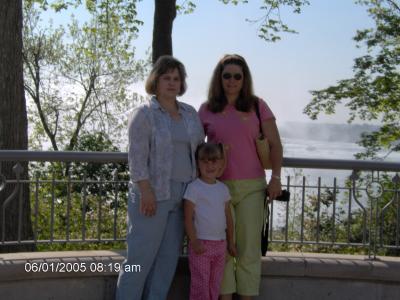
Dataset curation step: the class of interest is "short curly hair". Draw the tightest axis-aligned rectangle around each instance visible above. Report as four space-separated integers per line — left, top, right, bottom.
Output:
145 55 187 96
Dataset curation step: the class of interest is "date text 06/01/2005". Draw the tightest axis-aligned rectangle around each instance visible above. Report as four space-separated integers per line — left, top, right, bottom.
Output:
24 262 142 273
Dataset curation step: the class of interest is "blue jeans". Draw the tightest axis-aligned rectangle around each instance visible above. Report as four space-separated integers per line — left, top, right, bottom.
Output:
116 181 186 300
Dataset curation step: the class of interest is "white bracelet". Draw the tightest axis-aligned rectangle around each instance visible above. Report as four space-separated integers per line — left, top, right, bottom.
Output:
271 175 281 180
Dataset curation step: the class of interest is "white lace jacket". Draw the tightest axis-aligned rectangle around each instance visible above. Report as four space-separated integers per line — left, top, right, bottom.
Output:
128 96 205 201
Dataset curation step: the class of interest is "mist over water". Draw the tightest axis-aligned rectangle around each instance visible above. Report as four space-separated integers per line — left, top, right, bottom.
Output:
271 135 400 229
283 138 364 160
280 122 400 162
276 123 399 203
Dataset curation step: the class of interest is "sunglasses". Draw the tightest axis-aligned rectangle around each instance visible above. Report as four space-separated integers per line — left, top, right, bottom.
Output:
222 73 243 81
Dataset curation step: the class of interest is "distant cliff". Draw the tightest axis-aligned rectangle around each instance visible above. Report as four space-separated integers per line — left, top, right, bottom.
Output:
279 122 379 143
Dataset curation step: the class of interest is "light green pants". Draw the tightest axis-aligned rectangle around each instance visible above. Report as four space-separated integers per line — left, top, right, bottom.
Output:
220 178 266 296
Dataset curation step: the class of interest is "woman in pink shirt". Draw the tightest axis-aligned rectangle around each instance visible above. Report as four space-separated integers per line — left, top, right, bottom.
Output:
199 54 283 300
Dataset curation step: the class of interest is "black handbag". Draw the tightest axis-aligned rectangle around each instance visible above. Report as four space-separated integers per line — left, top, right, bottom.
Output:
261 190 290 256
261 198 270 256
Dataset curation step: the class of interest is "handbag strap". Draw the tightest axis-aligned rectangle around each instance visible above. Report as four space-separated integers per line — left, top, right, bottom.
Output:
254 99 264 139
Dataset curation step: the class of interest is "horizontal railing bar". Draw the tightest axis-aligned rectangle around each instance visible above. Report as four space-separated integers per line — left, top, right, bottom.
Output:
270 240 367 247
1 179 129 184
382 245 400 249
283 157 400 171
0 150 127 163
1 150 400 171
1 238 126 245
2 239 372 247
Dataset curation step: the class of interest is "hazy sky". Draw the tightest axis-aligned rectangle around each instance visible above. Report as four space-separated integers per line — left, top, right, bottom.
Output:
42 1 375 125
132 0 374 124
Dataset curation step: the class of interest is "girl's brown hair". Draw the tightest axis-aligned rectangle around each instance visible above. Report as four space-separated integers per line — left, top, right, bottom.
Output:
195 142 224 162
207 54 258 113
145 55 187 96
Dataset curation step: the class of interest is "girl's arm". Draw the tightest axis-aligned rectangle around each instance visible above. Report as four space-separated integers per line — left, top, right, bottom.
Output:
184 200 205 254
225 202 237 257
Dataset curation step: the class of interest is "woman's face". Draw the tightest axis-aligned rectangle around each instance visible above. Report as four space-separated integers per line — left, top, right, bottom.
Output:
221 63 243 98
156 68 181 100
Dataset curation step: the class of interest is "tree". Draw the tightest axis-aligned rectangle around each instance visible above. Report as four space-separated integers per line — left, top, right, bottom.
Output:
152 0 310 63
152 0 177 64
24 0 310 149
304 0 400 160
0 0 34 252
23 2 148 151
303 0 400 255
33 0 310 64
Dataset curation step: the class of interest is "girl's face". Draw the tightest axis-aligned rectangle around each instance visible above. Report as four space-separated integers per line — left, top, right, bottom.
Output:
198 155 223 184
156 68 181 100
221 63 243 99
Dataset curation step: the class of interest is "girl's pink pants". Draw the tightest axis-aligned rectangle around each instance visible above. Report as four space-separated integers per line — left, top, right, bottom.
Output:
188 239 227 300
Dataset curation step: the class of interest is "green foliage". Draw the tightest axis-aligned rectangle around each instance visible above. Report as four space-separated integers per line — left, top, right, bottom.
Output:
269 168 400 256
175 0 310 41
30 170 128 251
26 0 142 32
176 1 196 14
29 132 129 251
304 0 400 159
23 2 149 151
220 0 310 42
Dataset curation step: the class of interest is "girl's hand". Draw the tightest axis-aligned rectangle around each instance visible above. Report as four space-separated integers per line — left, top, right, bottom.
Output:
267 176 282 202
140 189 157 217
191 239 205 255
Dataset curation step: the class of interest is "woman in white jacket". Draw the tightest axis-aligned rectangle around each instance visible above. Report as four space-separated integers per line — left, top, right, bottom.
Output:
116 55 204 300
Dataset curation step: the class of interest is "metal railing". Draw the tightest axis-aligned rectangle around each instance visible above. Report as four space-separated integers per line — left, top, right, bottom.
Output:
0 150 399 258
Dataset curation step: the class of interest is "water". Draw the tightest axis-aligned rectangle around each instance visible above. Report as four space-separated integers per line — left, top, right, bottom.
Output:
283 137 400 162
269 138 400 227
280 137 399 185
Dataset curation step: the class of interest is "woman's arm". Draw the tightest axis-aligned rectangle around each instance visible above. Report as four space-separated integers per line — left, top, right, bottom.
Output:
262 119 283 200
128 107 157 216
225 201 237 257
137 180 157 217
216 143 228 178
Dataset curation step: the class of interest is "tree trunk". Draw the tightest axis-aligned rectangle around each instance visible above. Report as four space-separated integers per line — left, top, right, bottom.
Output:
152 0 177 64
0 0 34 252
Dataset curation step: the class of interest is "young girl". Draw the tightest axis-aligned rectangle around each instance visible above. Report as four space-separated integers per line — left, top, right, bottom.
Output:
184 142 237 300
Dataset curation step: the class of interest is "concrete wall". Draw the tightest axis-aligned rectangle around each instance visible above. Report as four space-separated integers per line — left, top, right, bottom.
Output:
1 251 400 300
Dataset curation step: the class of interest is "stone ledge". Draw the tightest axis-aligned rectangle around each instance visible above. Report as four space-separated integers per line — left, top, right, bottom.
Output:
0 250 125 281
1 250 400 282
261 252 400 283
1 251 400 300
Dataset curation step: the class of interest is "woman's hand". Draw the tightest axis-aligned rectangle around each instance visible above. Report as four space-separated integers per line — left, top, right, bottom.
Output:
267 176 282 202
228 241 237 257
262 118 283 202
140 189 157 217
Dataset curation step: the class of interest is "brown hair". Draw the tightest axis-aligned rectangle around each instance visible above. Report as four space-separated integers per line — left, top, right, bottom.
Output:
145 55 187 96
195 142 224 162
206 54 258 113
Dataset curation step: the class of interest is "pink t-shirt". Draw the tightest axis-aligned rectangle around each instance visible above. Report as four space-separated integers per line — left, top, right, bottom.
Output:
199 99 275 180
